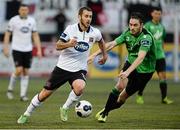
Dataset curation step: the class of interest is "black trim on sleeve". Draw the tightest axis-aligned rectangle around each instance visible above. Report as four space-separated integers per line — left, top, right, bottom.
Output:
59 38 67 42
97 38 103 43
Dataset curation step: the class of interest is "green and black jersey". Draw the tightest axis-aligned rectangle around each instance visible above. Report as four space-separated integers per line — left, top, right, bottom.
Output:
115 28 156 73
144 21 166 59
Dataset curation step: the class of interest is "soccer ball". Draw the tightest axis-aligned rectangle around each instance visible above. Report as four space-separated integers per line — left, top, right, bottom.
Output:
75 100 92 118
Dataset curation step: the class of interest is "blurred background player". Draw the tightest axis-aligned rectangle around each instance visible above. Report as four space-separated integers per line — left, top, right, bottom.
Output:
17 6 107 124
3 4 42 101
136 7 173 105
88 12 156 123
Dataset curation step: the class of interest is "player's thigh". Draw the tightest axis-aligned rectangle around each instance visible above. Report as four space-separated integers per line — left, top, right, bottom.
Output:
125 72 153 96
156 58 166 73
15 66 23 75
44 67 69 90
12 50 23 67
23 51 33 68
69 70 87 95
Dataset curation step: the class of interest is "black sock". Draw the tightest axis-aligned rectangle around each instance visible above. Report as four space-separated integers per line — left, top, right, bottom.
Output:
160 80 167 100
103 88 122 115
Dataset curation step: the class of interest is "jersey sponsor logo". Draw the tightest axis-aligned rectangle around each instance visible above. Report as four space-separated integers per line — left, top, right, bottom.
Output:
154 30 163 40
141 40 150 46
94 51 120 71
74 41 89 52
20 26 30 33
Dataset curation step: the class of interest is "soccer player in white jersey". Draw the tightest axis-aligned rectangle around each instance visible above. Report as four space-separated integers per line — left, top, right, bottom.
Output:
17 7 107 124
3 4 42 101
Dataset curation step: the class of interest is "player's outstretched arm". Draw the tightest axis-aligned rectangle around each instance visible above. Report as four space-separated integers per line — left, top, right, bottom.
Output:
87 40 117 64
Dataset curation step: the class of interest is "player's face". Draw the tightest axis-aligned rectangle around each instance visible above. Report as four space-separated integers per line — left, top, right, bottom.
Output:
18 6 29 18
151 10 161 22
79 10 92 28
129 18 143 35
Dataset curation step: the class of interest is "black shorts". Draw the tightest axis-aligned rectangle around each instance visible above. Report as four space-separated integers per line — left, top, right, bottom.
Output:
155 58 166 72
12 50 32 68
122 61 153 96
44 66 87 90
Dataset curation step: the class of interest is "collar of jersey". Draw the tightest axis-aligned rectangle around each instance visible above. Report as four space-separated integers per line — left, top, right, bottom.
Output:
78 23 90 33
19 16 28 20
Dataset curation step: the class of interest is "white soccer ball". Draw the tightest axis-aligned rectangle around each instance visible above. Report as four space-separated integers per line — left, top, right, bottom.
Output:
75 100 92 118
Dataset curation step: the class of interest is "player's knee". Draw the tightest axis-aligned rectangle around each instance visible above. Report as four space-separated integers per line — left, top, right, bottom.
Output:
15 69 23 76
116 83 124 92
74 86 84 96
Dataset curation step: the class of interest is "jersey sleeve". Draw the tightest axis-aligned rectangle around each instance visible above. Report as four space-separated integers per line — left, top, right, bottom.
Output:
7 18 14 32
59 25 70 42
114 31 126 45
139 35 153 52
95 29 102 42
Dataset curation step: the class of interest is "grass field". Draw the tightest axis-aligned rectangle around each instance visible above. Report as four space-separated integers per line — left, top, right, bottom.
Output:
0 78 180 129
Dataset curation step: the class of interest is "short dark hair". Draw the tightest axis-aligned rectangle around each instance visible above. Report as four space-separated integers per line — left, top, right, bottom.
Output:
78 7 92 16
130 12 144 24
19 4 29 8
151 6 162 12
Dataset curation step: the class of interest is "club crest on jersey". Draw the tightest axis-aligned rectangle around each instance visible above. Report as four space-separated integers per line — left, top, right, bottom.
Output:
20 26 29 33
89 37 94 42
74 41 89 52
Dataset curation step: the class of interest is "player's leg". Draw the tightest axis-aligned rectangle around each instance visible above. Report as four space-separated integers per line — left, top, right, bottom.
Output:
60 70 86 121
20 68 30 101
7 66 23 99
96 77 127 118
156 58 173 104
96 62 131 122
17 88 54 124
7 50 23 99
20 51 32 101
97 72 153 123
158 71 173 104
17 66 67 124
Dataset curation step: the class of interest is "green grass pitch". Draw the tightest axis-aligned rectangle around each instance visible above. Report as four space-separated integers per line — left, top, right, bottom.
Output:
0 78 179 129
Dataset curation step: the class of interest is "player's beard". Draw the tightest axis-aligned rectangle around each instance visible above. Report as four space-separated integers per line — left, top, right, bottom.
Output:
80 19 90 29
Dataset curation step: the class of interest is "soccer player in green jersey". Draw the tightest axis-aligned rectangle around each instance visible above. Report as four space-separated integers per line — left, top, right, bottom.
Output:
88 12 156 123
136 7 173 105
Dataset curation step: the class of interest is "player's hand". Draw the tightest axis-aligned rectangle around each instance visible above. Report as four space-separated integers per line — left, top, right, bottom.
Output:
118 70 129 80
87 55 96 64
3 47 9 57
37 50 42 59
98 53 108 65
68 38 77 47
